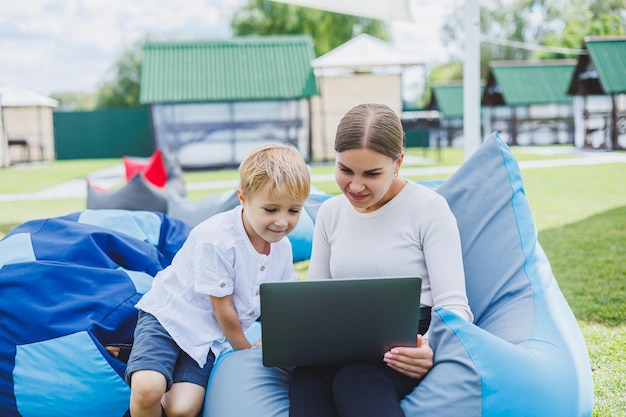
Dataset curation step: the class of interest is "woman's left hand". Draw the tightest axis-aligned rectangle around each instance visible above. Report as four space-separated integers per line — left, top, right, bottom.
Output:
383 334 433 379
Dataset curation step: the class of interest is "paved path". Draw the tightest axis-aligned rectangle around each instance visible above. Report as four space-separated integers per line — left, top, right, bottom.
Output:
1 150 625 202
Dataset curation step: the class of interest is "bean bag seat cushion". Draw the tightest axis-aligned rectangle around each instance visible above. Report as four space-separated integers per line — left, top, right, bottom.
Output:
87 173 169 213
203 132 594 417
0 210 191 417
167 189 241 227
123 149 186 196
123 149 168 188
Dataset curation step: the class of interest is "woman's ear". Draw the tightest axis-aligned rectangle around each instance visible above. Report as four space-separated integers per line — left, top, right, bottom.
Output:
395 152 405 174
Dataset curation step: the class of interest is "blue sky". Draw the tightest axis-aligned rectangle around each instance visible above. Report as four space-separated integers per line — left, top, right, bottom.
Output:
0 0 460 97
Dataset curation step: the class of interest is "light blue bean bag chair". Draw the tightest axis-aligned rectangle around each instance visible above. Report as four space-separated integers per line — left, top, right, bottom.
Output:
204 132 594 417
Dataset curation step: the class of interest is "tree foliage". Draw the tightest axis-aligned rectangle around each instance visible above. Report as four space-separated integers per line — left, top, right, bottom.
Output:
538 0 626 59
231 0 389 56
50 92 96 112
438 0 625 80
94 39 145 109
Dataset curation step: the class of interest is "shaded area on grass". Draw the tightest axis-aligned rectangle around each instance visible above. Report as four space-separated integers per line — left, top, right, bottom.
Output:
539 205 626 327
538 204 626 414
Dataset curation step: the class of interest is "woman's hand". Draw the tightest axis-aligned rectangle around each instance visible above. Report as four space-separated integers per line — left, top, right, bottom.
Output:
383 334 433 379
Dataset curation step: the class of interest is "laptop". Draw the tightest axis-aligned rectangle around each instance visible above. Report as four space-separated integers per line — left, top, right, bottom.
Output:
259 277 422 367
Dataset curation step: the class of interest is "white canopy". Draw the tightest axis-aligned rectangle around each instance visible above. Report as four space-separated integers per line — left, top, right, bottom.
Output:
312 33 425 71
267 0 412 21
0 84 59 108
270 0 482 159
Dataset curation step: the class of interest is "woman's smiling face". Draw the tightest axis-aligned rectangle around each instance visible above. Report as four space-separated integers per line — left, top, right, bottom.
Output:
335 147 403 213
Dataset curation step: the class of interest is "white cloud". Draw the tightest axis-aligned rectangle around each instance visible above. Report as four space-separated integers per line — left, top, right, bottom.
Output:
0 0 241 95
0 0 459 97
390 0 462 63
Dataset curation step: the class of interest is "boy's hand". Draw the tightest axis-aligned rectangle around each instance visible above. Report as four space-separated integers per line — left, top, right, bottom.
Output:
210 294 253 350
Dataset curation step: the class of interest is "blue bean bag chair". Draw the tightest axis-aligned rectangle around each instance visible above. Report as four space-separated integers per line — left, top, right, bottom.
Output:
203 132 594 417
0 201 319 417
0 210 191 417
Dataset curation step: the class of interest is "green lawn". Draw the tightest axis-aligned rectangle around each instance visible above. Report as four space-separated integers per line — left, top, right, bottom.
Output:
0 159 120 193
0 147 624 415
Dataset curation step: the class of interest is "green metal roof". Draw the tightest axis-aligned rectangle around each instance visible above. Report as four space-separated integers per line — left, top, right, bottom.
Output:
430 83 485 118
585 36 626 94
140 35 319 104
486 60 576 106
431 84 464 118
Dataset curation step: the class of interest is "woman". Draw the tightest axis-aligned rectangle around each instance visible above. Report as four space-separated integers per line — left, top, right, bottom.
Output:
288 103 474 417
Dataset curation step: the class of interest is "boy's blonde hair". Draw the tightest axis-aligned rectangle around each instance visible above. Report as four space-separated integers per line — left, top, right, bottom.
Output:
239 143 311 202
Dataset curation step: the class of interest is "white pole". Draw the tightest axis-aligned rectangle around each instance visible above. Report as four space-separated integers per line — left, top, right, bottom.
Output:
463 0 481 159
0 94 9 167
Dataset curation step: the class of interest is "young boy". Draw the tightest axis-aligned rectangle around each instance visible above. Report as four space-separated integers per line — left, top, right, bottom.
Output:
124 143 311 417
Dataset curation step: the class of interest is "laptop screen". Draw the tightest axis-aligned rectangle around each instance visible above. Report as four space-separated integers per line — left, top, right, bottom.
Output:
260 277 422 367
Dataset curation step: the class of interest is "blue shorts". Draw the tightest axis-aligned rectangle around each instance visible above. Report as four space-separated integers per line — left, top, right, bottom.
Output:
125 311 215 391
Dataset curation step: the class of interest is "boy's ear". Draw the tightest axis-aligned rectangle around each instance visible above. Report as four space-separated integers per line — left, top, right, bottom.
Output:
236 188 246 205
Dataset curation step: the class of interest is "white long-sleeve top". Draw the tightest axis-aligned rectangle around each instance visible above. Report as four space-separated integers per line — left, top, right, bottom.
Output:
307 181 473 332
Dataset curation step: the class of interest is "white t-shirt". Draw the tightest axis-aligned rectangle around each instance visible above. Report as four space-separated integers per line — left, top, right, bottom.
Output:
308 181 473 331
136 205 297 367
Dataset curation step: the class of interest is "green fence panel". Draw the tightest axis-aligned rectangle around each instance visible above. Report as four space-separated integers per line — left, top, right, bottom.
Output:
54 108 154 159
404 128 430 148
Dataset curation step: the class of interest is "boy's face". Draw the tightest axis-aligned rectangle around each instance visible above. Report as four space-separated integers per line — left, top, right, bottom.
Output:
238 182 305 253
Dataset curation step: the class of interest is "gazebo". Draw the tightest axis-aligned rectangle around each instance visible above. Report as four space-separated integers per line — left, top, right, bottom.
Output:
567 36 626 150
311 34 426 160
0 85 58 166
139 35 318 169
481 60 577 146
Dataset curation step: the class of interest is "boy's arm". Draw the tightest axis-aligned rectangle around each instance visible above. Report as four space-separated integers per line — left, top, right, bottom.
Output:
209 294 253 350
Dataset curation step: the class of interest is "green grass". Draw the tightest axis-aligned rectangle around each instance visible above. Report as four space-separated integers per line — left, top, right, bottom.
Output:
523 164 626 230
540 207 626 325
0 147 624 415
0 159 120 193
581 322 626 416
0 199 86 235
537 207 626 417
178 145 575 183
181 145 577 197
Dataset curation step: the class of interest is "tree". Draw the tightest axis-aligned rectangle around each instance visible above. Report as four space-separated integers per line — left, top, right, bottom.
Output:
538 0 626 59
439 0 626 78
230 0 389 56
95 39 146 109
50 92 96 112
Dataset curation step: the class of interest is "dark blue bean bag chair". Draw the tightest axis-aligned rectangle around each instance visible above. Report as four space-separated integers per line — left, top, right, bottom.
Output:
0 210 191 417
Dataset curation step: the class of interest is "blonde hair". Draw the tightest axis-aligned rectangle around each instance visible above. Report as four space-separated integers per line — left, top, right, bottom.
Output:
239 143 311 201
335 103 404 160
